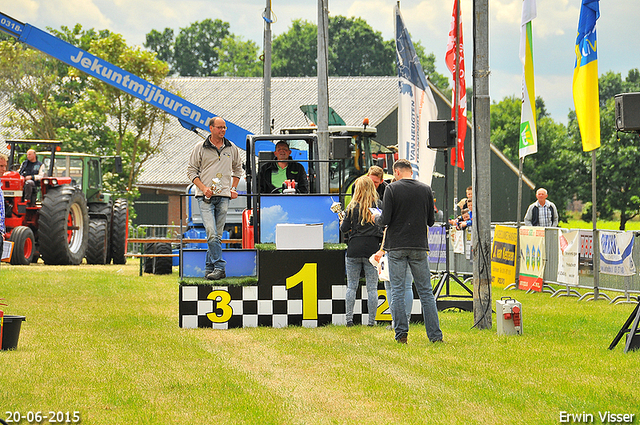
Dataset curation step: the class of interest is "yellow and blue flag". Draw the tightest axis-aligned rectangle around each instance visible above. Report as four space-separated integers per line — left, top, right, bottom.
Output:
572 0 600 152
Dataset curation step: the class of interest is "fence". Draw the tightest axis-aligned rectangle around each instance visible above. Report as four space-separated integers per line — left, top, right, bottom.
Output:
535 227 640 303
426 223 640 303
128 224 181 254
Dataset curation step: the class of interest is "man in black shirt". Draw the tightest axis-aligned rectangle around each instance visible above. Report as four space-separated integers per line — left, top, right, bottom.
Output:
375 159 443 344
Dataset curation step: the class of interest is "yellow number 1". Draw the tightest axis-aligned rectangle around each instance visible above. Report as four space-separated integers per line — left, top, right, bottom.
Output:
286 263 318 320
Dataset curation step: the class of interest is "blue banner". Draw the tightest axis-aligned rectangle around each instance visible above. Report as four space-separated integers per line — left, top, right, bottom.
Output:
15 22 251 147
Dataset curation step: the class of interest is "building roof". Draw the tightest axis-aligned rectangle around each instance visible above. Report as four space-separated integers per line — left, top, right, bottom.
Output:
137 76 400 187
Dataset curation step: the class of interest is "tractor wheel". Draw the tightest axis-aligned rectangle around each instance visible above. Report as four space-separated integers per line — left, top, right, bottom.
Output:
89 202 113 263
86 218 109 264
110 199 129 264
144 242 173 275
9 226 35 265
38 186 88 265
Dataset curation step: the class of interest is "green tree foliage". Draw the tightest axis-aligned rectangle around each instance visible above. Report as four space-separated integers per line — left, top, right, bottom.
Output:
173 19 230 76
217 35 262 77
0 26 173 200
328 16 394 76
144 28 175 68
271 19 317 77
570 69 640 229
271 16 449 92
490 95 576 222
0 40 69 140
144 20 262 77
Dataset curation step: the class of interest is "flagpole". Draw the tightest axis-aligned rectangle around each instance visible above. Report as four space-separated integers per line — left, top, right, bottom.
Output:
453 0 461 273
592 150 600 300
516 156 523 286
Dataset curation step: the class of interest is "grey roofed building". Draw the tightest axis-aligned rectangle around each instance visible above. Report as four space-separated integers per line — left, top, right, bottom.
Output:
0 75 534 225
135 75 534 225
135 75 401 192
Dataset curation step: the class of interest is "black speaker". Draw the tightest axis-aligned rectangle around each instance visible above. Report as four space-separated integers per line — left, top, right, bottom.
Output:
330 136 352 159
428 120 456 149
615 92 640 131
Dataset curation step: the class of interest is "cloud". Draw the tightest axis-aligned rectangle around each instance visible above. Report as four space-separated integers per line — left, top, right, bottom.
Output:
260 204 288 242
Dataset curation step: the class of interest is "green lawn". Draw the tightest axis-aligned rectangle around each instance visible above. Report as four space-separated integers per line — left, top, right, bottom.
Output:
1 261 638 424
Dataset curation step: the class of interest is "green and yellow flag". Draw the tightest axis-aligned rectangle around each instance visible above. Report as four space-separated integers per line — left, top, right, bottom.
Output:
519 0 537 159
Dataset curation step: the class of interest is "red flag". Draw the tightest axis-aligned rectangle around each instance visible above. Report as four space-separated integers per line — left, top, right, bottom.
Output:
445 0 467 171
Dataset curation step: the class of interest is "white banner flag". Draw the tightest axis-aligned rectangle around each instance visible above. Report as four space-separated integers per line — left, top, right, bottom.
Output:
395 4 439 185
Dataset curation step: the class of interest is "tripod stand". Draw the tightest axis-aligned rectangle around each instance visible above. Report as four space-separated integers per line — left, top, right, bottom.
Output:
432 147 473 311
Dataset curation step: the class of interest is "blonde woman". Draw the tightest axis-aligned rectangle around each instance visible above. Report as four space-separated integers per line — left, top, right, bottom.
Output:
340 176 383 326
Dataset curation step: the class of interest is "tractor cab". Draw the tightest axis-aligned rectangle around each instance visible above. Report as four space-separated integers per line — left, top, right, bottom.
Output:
278 124 395 196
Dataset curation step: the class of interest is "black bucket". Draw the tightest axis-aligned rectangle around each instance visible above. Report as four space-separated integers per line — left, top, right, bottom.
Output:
1 315 26 350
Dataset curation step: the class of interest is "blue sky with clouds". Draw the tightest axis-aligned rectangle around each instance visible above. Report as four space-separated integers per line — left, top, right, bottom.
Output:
3 0 639 125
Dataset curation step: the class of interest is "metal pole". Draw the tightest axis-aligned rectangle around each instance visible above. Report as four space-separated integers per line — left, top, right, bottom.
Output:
472 0 492 329
317 0 330 194
515 157 523 286
262 0 272 134
453 0 461 274
592 150 600 300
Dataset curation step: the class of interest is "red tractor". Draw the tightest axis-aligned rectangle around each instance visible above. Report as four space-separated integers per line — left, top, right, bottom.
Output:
1 140 128 265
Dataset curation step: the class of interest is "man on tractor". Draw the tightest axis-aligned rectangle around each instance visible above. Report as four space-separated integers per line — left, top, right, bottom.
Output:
18 149 45 205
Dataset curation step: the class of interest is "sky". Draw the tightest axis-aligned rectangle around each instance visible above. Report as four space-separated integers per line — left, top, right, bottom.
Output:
3 0 640 125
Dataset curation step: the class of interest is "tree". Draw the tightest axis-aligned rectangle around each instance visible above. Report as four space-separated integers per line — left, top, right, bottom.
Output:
71 33 173 193
144 28 175 69
173 19 230 76
271 15 449 93
571 69 640 229
216 35 262 77
0 40 69 140
144 20 262 77
272 19 317 77
490 95 577 222
0 26 174 199
328 16 394 76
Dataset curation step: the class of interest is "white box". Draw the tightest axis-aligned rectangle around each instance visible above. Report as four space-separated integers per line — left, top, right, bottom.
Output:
496 298 523 336
275 223 323 250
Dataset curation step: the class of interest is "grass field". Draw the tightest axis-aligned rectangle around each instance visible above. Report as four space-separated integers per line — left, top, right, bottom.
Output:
1 261 639 425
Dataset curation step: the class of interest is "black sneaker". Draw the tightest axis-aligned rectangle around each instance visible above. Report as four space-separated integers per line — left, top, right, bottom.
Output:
206 269 226 280
346 321 355 327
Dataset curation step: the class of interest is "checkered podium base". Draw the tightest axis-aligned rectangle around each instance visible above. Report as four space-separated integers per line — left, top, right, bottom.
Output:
179 283 424 329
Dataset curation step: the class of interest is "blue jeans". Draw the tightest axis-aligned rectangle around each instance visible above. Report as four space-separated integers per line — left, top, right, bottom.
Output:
388 250 443 342
345 257 379 325
384 269 413 326
198 196 229 273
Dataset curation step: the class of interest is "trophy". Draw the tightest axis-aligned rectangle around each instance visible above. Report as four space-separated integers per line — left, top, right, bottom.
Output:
330 201 345 220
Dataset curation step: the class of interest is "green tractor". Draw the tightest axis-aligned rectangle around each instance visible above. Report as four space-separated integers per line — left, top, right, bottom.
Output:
2 140 128 265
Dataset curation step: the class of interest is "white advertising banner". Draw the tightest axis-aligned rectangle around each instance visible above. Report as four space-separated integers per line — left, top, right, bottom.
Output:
599 231 636 276
557 230 579 285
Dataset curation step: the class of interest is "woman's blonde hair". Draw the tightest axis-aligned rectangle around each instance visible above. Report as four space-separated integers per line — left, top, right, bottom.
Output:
345 175 379 225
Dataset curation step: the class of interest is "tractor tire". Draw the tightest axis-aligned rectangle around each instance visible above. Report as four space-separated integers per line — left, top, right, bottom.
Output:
86 218 109 264
110 199 129 265
38 186 89 265
144 242 173 275
9 226 35 265
89 202 113 263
